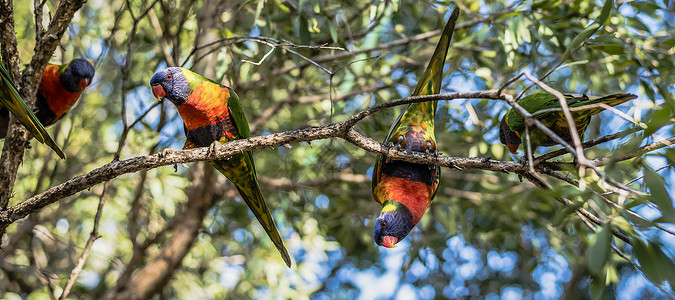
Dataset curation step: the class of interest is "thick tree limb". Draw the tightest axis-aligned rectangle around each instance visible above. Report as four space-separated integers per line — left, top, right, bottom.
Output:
0 92 515 228
0 91 659 236
0 0 87 217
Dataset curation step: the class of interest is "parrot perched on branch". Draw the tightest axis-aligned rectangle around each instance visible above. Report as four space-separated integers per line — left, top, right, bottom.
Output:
499 92 637 154
0 58 95 158
371 8 460 248
0 60 66 158
150 67 291 267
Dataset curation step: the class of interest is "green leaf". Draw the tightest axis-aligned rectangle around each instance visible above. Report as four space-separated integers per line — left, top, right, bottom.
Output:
643 166 675 223
632 238 669 286
561 24 600 62
327 21 338 44
627 16 651 33
560 0 613 62
552 201 585 226
641 79 656 102
298 15 311 45
595 0 614 26
590 276 605 300
587 43 625 55
622 211 654 229
656 83 675 109
643 108 672 137
586 223 612 275
253 0 264 24
652 243 675 289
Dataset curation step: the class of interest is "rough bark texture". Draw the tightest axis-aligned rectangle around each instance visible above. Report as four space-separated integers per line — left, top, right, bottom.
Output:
0 92 508 228
0 0 87 221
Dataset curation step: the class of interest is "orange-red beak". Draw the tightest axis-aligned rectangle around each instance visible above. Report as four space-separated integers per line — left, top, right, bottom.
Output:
507 144 520 154
152 84 166 100
381 236 398 248
79 78 89 90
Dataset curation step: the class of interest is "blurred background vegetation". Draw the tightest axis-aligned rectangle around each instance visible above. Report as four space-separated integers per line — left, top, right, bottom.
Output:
1 0 674 298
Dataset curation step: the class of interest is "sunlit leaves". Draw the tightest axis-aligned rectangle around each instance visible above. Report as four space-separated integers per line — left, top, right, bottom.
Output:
642 166 675 223
586 223 612 274
632 238 675 290
560 0 613 62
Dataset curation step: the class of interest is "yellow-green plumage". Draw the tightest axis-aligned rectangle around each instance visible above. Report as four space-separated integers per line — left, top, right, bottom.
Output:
371 8 459 248
0 60 64 158
150 67 291 267
500 92 637 153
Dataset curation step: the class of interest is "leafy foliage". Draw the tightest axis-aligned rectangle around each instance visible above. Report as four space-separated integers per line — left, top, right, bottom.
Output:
1 0 674 299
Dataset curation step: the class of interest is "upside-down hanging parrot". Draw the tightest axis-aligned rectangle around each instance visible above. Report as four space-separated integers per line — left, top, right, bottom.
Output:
150 67 291 267
499 92 637 154
371 8 460 248
0 59 95 158
0 59 65 158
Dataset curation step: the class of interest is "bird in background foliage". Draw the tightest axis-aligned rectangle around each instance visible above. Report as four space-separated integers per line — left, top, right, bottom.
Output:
150 67 292 267
0 59 65 158
371 8 459 248
499 92 637 155
1 59 95 156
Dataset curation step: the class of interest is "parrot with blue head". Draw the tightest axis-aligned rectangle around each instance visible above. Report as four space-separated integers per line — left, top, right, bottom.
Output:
372 8 460 248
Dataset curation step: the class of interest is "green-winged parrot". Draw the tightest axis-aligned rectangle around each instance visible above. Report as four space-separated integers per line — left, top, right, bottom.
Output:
499 92 637 154
0 59 65 158
371 8 460 248
150 67 291 267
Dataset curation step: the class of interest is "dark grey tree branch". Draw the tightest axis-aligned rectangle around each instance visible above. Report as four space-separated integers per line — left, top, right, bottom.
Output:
0 90 660 248
0 92 510 228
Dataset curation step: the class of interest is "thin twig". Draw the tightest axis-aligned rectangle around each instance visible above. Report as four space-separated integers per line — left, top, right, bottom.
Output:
58 183 109 300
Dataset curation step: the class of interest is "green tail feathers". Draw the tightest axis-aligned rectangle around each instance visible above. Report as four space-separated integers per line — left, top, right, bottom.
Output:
412 7 460 98
210 158 291 267
232 182 292 267
383 8 460 145
574 93 637 116
0 60 65 158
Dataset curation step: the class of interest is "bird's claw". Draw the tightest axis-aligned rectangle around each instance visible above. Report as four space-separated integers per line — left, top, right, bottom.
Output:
425 149 440 158
481 156 491 164
501 168 510 174
517 156 528 166
159 148 176 158
450 162 463 171
208 141 222 157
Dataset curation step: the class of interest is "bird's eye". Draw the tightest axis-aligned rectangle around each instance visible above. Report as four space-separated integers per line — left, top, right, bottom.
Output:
380 221 387 228
166 73 172 80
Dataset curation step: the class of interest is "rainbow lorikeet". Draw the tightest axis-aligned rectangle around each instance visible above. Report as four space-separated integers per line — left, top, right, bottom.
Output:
0 59 65 158
150 67 291 267
371 8 459 248
499 92 637 154
33 59 95 127
1 59 94 157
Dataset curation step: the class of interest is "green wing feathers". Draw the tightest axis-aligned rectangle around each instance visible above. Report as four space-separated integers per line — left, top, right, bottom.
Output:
0 60 65 158
505 92 636 131
383 8 460 145
210 157 292 267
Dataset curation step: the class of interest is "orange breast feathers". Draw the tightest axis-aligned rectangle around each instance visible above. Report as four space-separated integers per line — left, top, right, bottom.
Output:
40 65 83 117
177 83 231 130
374 174 433 224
